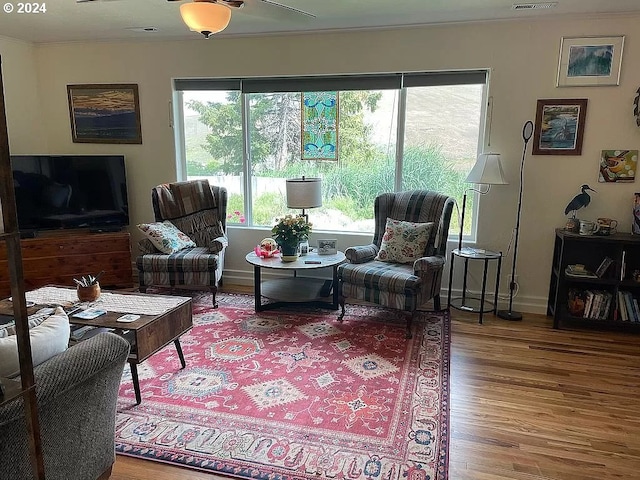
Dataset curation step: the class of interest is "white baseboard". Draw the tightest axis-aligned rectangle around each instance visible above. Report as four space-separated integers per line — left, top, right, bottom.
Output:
222 268 548 315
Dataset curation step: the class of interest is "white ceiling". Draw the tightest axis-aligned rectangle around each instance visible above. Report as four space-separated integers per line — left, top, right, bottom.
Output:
1 0 639 44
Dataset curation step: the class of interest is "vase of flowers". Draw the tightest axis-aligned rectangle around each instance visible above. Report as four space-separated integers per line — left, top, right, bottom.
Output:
271 214 312 262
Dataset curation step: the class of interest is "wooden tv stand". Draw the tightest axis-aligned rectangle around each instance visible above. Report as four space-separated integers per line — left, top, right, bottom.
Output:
0 230 133 298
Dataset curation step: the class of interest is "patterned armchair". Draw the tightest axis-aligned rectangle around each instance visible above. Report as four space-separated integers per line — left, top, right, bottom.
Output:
337 190 454 338
136 180 228 307
0 333 130 480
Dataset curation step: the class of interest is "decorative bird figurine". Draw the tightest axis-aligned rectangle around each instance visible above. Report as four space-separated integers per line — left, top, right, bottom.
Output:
565 184 597 218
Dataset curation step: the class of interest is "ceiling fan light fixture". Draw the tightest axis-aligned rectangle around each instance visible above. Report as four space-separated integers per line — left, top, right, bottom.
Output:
179 2 232 38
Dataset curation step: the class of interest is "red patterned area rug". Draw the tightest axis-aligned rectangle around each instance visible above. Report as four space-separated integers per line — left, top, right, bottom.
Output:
115 293 450 480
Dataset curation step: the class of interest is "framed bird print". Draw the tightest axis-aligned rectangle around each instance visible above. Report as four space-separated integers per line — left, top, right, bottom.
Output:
532 98 588 156
599 150 638 183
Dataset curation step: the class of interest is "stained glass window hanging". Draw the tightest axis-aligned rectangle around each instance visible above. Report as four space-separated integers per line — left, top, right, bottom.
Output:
301 91 339 161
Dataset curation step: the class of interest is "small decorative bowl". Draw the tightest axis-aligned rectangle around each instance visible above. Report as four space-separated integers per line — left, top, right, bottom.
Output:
77 283 101 303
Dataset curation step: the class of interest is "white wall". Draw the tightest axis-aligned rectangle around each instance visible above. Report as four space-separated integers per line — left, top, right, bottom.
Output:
3 14 640 313
0 36 46 152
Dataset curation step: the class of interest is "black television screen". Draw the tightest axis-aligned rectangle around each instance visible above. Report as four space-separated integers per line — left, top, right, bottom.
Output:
10 154 129 232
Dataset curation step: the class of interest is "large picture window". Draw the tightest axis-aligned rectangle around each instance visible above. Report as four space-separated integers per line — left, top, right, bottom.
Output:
175 71 487 235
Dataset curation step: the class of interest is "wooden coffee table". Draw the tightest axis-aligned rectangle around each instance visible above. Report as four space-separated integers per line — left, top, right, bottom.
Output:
245 250 346 311
6 286 193 405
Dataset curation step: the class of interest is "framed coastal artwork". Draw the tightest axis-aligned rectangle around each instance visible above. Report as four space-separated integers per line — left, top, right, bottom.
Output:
557 36 625 87
532 98 588 156
67 84 142 144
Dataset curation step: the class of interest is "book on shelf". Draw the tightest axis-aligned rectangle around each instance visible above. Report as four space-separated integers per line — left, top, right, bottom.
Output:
582 290 612 320
618 290 628 321
600 292 613 320
583 290 597 318
595 256 614 278
622 291 637 322
565 264 598 278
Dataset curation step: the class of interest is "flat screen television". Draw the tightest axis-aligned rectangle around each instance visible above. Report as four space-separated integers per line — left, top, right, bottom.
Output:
10 154 129 234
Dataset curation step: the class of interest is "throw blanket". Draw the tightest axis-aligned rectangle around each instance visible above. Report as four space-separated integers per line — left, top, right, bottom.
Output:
156 180 217 220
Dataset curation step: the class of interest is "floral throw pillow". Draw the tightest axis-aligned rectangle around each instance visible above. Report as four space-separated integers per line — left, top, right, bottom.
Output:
375 218 433 264
137 220 196 254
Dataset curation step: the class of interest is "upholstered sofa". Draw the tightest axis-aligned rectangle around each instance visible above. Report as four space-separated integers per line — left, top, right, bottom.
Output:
0 332 130 480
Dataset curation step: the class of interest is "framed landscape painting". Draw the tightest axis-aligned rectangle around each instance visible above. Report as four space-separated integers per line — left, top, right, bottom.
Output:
533 99 588 156
67 84 142 144
557 36 625 87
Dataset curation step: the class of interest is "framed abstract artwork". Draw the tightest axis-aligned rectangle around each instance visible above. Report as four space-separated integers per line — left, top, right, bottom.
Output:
301 91 338 160
557 36 625 87
67 83 142 144
532 99 588 156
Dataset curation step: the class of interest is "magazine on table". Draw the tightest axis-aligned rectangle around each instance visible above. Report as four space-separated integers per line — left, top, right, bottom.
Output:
72 308 107 320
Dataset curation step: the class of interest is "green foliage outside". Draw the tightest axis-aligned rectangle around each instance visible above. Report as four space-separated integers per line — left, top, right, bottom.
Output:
220 146 468 230
186 89 471 231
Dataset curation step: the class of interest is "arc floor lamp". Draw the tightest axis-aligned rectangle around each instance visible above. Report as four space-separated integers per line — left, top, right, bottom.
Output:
497 120 534 321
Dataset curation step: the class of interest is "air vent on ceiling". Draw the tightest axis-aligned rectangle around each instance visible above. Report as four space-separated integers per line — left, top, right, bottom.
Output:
126 27 159 33
512 2 558 10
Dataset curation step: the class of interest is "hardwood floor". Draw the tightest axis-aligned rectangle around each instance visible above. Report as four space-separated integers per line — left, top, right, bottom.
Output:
110 295 640 480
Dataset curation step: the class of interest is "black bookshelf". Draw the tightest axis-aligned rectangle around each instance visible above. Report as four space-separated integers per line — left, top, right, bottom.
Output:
548 228 640 329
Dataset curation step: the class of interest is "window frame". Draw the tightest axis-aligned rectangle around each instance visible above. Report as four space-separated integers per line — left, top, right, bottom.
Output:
174 70 490 240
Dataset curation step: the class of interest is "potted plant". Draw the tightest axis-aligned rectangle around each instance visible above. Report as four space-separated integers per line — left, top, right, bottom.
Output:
271 214 312 262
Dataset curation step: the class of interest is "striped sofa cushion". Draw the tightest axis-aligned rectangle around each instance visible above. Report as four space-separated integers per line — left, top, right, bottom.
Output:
338 260 420 294
136 247 219 273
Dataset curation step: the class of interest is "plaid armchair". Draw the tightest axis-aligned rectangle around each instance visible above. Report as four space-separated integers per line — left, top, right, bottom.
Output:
337 190 454 338
136 180 228 307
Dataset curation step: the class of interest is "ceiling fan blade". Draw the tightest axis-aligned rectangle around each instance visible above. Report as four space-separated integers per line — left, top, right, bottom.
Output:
259 0 315 18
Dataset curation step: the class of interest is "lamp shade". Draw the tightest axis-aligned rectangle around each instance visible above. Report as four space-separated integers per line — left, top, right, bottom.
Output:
286 177 322 209
465 153 507 185
180 2 232 37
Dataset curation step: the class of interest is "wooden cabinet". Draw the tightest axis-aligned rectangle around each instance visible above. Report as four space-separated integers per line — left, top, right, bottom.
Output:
0 231 133 298
547 228 640 329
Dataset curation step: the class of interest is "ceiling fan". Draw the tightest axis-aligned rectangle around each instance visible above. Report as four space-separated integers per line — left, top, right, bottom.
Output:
77 0 315 39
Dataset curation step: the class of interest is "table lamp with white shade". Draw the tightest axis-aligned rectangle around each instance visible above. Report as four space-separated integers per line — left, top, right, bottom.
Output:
285 176 322 223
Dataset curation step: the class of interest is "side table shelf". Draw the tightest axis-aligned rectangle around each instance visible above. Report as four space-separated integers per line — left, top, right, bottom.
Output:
447 248 502 324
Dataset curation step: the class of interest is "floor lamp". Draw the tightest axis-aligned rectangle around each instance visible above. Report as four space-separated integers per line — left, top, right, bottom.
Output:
497 120 534 321
459 153 507 251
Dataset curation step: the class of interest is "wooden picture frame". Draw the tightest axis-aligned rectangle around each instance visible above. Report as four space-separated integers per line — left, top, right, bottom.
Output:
532 99 588 156
67 84 142 144
557 36 625 87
